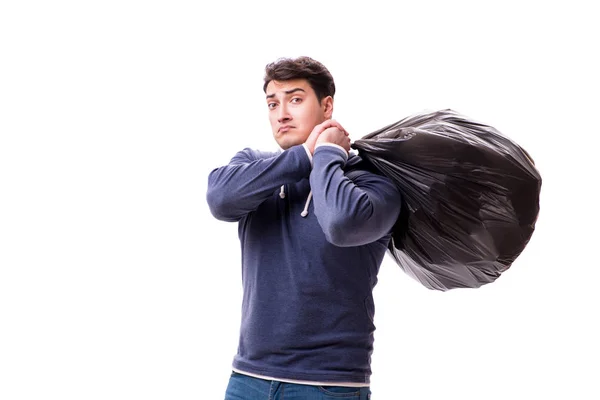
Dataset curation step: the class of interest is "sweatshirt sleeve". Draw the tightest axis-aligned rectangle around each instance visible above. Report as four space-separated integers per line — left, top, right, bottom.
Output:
310 144 402 247
207 144 312 222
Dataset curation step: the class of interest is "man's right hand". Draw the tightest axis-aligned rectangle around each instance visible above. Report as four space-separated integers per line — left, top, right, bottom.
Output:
304 120 347 155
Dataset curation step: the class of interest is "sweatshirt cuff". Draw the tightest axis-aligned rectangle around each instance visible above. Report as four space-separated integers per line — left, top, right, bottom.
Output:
314 143 349 162
302 143 314 167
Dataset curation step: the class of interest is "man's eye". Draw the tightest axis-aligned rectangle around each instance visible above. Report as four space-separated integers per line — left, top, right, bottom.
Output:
291 98 302 103
268 103 277 109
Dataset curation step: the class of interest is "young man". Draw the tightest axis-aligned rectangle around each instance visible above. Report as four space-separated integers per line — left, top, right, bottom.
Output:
207 56 402 400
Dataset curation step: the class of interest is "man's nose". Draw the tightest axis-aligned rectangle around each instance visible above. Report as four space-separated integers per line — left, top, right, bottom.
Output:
277 104 292 124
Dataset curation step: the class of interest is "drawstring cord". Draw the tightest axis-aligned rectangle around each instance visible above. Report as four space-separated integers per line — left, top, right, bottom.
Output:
301 190 312 218
279 184 312 217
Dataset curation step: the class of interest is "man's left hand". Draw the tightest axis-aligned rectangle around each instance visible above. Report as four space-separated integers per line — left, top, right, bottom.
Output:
315 126 351 154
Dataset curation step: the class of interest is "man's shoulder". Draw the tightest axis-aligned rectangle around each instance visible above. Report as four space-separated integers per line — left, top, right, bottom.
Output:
344 152 400 193
344 152 382 176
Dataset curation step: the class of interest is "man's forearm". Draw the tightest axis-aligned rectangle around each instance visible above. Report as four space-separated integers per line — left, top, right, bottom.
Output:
207 145 312 222
309 145 402 247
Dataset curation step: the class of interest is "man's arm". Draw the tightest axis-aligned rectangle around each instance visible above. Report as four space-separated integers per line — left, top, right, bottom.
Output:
206 145 312 222
309 144 402 247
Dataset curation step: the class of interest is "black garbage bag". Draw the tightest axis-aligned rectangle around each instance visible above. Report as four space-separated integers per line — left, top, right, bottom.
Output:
352 109 541 291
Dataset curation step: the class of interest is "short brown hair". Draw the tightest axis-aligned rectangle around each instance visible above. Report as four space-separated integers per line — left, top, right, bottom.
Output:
263 56 336 103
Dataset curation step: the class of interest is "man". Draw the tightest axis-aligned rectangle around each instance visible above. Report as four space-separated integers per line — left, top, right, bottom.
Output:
207 56 402 399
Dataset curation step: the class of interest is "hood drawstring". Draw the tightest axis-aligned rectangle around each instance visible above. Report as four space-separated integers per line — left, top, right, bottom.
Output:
279 184 312 218
300 190 312 218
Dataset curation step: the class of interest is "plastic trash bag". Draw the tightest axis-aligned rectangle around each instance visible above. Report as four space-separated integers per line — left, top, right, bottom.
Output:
352 109 541 291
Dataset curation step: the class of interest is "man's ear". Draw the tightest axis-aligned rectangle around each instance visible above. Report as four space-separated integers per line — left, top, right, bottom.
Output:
322 96 334 119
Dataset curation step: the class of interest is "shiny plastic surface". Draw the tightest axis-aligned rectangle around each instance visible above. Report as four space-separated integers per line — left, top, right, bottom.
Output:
352 109 541 290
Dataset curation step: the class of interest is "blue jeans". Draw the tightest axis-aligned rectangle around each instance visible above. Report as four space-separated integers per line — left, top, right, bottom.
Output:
224 371 371 400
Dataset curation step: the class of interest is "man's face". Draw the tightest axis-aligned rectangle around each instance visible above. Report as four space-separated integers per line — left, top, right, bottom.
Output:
266 79 333 150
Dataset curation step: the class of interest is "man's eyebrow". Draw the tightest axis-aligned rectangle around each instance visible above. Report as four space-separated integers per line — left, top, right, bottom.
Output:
266 88 306 99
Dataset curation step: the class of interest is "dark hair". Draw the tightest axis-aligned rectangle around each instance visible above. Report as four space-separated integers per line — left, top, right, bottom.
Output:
263 56 336 103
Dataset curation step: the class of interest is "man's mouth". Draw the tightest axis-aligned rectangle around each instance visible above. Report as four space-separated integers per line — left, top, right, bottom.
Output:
279 125 293 133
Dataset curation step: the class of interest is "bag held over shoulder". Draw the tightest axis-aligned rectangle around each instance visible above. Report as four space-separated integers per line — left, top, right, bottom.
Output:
352 109 542 291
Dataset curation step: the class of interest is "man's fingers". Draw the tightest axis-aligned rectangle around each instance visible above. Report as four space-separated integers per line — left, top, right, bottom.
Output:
318 119 345 134
316 120 336 135
310 120 334 138
321 126 343 136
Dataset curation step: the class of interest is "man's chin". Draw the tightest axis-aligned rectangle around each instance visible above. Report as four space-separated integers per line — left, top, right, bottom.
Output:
275 137 305 150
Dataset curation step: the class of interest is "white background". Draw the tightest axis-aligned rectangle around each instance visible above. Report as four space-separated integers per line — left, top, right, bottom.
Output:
1 1 598 399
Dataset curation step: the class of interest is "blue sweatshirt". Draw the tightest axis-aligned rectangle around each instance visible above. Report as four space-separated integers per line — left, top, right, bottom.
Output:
206 143 402 384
